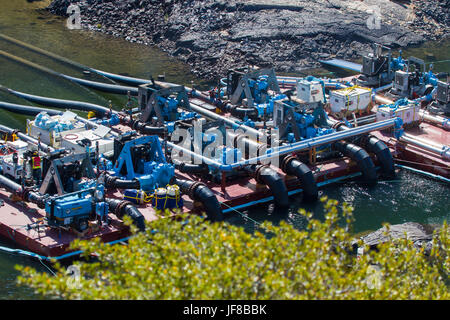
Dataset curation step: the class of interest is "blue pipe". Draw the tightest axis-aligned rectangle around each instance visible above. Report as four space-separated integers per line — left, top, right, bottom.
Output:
164 118 400 173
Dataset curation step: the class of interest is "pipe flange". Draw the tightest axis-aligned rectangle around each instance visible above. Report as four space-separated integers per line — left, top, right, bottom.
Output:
358 135 370 148
331 121 347 131
254 165 270 185
233 133 247 149
188 181 206 199
117 200 133 217
281 155 297 173
178 162 186 172
105 175 118 188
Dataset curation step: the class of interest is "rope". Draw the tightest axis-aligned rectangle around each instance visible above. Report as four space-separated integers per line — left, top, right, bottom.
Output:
38 257 57 276
220 201 266 230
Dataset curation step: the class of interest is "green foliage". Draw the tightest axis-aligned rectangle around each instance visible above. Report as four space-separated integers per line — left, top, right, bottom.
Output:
16 197 449 299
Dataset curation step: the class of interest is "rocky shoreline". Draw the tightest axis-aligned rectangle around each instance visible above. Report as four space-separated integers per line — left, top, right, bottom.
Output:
47 0 449 80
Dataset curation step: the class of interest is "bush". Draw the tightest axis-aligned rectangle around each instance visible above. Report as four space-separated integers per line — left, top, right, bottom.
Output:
16 197 449 299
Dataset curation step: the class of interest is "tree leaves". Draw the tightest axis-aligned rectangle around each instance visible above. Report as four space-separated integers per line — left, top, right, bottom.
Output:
16 198 449 300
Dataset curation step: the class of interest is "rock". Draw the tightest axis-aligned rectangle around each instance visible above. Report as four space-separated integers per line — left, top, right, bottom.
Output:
353 222 444 255
46 0 450 81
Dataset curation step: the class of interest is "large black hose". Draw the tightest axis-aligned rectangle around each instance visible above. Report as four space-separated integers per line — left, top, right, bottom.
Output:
105 175 141 190
106 199 146 232
132 120 166 135
171 178 223 222
281 156 318 202
63 75 139 96
229 106 259 120
0 100 61 116
333 141 377 184
332 121 395 178
246 165 290 208
5 87 112 116
362 135 395 177
172 159 209 175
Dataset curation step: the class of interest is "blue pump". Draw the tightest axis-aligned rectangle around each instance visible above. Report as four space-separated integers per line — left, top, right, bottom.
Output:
113 135 174 192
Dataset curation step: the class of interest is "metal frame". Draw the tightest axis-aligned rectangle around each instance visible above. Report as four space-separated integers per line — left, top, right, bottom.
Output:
230 69 281 107
139 85 190 124
39 153 95 195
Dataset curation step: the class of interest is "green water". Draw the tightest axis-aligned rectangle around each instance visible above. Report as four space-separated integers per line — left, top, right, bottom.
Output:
0 0 448 300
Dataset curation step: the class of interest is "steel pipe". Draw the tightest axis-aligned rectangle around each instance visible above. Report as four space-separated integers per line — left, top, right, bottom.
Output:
400 134 450 160
164 118 399 172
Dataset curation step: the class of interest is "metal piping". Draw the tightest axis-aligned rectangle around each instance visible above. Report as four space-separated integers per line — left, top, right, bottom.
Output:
0 124 54 153
419 110 450 131
164 118 399 172
400 134 450 160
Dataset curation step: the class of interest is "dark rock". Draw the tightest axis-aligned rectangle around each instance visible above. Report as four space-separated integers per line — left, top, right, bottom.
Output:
353 222 445 256
47 0 450 81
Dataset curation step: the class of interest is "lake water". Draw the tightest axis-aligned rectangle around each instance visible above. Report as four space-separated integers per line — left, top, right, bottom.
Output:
0 0 448 299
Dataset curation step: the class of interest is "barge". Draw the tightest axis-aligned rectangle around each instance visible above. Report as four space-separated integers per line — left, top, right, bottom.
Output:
0 38 448 260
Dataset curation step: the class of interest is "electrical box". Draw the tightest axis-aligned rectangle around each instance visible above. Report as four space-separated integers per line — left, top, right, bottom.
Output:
6 140 28 154
27 111 87 148
436 81 449 104
1 160 22 180
392 71 410 97
61 129 114 155
329 86 372 114
377 103 420 125
296 80 324 104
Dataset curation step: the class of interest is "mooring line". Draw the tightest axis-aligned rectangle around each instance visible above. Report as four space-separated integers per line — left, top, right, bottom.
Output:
220 201 265 229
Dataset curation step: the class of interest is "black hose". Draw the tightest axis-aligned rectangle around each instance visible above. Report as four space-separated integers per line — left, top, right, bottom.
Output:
106 198 146 232
246 165 290 208
0 100 61 116
331 121 394 178
6 88 112 116
281 156 318 202
63 75 139 96
105 175 141 190
229 106 259 120
362 135 396 177
131 120 166 135
333 141 377 184
172 178 223 222
172 159 209 174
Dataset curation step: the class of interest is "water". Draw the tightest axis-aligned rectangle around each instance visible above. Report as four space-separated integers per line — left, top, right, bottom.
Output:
0 0 448 299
